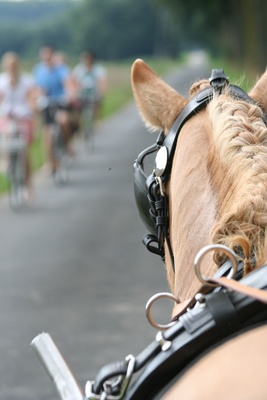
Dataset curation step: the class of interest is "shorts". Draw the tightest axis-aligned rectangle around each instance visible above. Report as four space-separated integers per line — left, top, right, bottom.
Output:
41 102 80 135
41 104 68 126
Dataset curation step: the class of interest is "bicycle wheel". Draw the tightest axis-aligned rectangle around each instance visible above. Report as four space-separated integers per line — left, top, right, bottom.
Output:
81 102 95 150
51 124 68 185
8 151 27 210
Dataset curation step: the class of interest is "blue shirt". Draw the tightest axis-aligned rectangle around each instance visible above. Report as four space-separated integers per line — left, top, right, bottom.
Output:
33 62 69 100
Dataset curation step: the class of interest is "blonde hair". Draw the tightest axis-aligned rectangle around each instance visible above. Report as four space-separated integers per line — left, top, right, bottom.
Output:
208 92 267 273
2 51 19 71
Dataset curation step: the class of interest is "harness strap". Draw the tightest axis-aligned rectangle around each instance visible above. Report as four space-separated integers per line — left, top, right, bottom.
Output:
205 291 241 336
89 264 267 399
172 268 267 322
209 276 267 304
92 341 162 394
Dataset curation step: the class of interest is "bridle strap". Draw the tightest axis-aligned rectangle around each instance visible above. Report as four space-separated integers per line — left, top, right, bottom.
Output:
161 86 213 180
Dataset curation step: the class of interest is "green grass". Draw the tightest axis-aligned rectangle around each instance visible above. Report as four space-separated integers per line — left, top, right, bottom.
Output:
0 174 9 192
29 125 46 171
101 57 184 119
0 121 45 195
208 56 255 92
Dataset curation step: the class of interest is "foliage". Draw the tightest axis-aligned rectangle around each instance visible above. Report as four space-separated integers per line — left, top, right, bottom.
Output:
66 0 181 59
158 0 267 73
0 0 265 71
0 0 181 60
0 0 75 58
0 0 74 23
68 0 155 58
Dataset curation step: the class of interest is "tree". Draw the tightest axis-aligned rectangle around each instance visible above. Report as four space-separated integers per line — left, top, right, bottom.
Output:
68 0 175 59
157 0 267 72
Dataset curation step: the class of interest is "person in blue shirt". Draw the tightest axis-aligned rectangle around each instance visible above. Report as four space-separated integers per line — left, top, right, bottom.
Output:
33 46 76 173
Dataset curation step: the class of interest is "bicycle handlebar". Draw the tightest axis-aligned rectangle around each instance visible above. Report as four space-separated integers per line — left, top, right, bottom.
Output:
31 332 84 400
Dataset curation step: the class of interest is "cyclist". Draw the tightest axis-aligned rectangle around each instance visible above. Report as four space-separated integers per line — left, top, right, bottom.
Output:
72 50 107 121
0 51 37 197
33 45 76 174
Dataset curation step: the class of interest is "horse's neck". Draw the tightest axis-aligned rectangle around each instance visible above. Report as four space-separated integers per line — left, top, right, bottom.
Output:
168 113 217 301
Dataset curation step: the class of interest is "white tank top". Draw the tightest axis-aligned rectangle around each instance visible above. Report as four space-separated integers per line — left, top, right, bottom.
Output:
0 72 35 118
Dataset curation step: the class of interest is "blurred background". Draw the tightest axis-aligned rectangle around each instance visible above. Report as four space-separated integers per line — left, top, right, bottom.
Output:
0 0 265 71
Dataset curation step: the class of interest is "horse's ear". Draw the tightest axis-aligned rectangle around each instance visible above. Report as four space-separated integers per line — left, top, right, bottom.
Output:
131 59 187 131
249 69 267 113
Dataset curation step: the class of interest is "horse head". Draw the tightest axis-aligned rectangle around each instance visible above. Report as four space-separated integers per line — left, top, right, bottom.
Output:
132 59 267 306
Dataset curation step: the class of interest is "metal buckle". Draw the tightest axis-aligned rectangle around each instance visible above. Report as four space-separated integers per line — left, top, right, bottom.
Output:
194 244 238 287
155 176 164 197
85 354 135 400
153 146 167 197
209 68 229 93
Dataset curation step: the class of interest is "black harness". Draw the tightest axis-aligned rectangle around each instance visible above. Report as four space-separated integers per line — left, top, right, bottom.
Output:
85 261 267 400
84 70 267 399
133 69 267 271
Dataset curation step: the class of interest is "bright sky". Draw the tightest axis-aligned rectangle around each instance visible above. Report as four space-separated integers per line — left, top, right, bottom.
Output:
0 0 81 1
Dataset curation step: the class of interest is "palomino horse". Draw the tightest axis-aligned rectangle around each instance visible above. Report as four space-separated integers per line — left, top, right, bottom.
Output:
131 59 267 399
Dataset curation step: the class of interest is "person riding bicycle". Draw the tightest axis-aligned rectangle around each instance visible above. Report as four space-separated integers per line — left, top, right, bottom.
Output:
0 52 37 197
33 45 76 174
72 50 107 121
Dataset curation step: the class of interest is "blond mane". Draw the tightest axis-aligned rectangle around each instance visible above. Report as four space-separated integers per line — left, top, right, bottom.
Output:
207 92 267 273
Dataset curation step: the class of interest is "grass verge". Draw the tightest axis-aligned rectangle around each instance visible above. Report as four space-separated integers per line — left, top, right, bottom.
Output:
208 56 255 92
101 56 185 119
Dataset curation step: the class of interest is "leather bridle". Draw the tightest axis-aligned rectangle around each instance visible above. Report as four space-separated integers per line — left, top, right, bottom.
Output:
133 69 267 273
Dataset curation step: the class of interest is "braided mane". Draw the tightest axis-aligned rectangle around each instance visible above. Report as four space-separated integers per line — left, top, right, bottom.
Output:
208 92 267 273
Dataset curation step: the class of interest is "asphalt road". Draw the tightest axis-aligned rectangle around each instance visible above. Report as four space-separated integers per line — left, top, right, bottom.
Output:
0 55 209 400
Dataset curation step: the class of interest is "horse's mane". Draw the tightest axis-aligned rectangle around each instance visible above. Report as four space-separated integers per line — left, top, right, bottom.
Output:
206 89 267 273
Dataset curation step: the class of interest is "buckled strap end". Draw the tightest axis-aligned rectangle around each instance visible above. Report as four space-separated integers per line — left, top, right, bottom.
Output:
142 234 164 257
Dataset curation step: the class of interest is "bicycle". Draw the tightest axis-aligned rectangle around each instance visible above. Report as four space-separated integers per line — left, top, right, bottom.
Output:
41 98 73 185
0 117 28 209
80 97 96 149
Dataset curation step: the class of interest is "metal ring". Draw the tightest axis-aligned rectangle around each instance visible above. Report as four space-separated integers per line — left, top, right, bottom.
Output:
145 292 179 330
194 244 238 287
